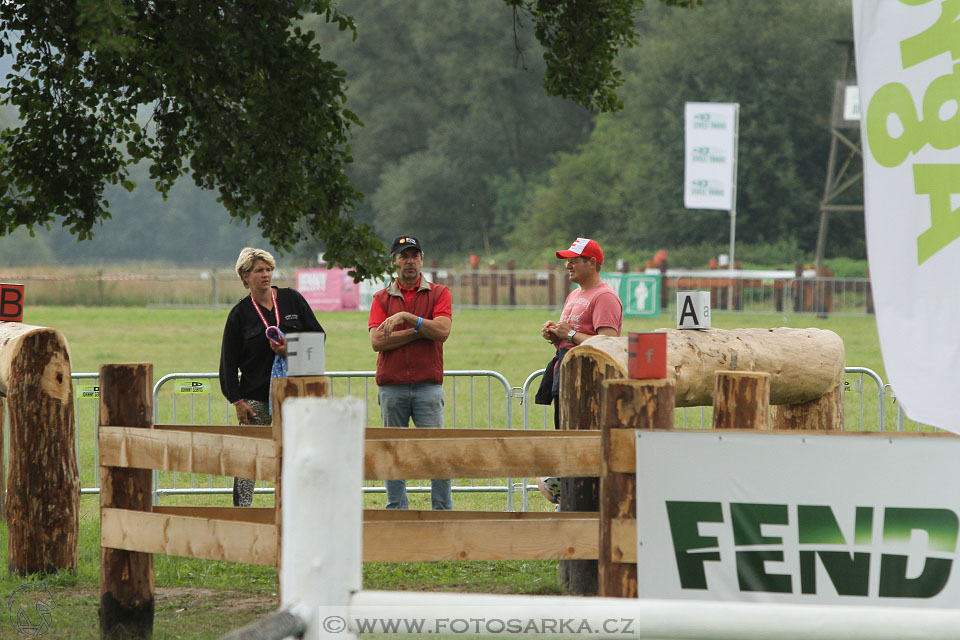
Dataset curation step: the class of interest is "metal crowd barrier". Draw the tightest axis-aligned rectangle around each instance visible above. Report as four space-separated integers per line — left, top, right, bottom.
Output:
69 364 912 512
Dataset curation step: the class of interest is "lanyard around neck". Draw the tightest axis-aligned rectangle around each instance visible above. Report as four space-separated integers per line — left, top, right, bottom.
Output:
250 288 279 331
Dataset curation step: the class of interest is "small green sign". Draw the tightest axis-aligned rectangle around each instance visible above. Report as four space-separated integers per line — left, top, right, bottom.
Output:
77 385 99 399
175 381 210 394
601 273 662 318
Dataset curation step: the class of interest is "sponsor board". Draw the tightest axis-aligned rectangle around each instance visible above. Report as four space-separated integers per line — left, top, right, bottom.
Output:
636 431 960 606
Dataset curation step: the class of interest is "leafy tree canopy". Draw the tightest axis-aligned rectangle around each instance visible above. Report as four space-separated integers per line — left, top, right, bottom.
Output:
0 0 697 279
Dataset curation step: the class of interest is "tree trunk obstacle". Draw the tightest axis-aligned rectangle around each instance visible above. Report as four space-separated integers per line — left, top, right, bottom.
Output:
0 322 78 575
559 327 845 595
566 328 845 409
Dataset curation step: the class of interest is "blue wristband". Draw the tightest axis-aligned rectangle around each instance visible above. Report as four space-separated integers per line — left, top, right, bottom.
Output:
415 316 423 332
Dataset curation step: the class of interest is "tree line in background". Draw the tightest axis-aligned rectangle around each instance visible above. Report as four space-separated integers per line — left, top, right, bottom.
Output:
0 0 861 272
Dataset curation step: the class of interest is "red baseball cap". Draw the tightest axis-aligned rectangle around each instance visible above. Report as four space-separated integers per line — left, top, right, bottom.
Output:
556 237 604 265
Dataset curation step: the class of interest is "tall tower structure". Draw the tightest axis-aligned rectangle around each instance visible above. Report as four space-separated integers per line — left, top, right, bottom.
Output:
814 39 863 315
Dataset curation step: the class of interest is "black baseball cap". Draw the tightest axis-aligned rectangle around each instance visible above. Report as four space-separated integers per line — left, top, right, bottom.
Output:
390 235 423 255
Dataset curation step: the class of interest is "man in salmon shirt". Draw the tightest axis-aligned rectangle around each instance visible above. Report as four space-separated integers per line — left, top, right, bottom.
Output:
537 237 623 429
536 237 623 507
368 235 453 510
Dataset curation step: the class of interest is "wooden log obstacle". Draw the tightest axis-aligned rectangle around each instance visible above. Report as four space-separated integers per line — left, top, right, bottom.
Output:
0 321 78 575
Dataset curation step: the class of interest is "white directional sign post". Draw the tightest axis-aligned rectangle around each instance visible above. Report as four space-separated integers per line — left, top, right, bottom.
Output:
684 102 740 270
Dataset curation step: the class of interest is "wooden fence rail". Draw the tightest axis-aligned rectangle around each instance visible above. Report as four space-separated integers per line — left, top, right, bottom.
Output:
99 341 844 637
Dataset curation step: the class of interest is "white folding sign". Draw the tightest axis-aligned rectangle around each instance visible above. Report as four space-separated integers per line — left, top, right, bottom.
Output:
853 1 960 433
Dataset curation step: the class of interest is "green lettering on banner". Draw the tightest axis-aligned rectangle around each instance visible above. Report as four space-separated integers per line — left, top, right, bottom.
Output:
879 507 957 598
899 0 960 70
665 501 723 590
731 503 792 593
797 506 873 596
866 82 924 168
914 164 960 263
175 381 210 394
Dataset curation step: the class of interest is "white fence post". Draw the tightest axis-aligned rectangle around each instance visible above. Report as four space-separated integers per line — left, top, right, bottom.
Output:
281 397 365 640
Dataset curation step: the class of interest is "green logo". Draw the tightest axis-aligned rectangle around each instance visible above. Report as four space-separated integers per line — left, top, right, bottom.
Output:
666 501 958 598
863 9 960 265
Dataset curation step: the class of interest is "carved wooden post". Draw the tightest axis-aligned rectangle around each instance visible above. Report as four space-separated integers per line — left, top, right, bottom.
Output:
712 371 771 430
1 323 77 574
271 375 331 602
99 363 154 639
600 379 674 597
0 395 5 520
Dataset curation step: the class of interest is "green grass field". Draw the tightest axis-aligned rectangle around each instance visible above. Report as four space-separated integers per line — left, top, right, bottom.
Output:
0 306 902 638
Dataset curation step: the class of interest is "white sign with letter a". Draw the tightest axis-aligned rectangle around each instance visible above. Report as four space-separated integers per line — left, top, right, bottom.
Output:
677 291 710 329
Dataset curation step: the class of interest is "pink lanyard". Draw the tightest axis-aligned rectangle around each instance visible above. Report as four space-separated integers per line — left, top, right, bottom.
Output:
250 288 282 345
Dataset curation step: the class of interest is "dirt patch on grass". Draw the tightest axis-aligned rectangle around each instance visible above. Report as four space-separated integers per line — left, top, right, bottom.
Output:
55 585 276 615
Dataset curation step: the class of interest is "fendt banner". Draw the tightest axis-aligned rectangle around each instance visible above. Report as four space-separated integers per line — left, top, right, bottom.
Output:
683 102 738 211
852 2 960 433
636 431 960 607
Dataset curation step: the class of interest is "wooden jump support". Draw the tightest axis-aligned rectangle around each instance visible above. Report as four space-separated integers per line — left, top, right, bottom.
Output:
557 328 846 594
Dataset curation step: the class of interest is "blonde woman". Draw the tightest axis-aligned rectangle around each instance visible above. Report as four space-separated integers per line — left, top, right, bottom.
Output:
219 247 324 506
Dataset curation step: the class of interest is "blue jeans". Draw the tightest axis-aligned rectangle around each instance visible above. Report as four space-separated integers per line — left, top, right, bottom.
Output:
379 383 453 510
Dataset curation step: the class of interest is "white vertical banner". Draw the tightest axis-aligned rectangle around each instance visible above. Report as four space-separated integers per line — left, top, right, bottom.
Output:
683 102 739 211
853 1 960 434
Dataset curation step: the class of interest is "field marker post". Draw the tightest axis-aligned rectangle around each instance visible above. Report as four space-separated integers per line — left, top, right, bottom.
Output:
599 378 675 597
99 363 154 639
281 397 364 640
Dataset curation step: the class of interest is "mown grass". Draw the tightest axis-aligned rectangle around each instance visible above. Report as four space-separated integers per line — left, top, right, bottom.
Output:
0 306 897 638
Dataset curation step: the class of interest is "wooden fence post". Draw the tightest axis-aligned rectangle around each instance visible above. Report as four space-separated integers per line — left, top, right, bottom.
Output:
1 323 78 574
99 363 154 639
600 378 675 598
557 347 625 595
507 260 516 307
659 259 669 312
471 267 480 307
271 376 331 603
712 371 771 430
489 264 498 307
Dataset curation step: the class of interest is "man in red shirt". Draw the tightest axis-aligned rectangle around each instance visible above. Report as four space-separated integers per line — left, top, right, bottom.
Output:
368 235 453 510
